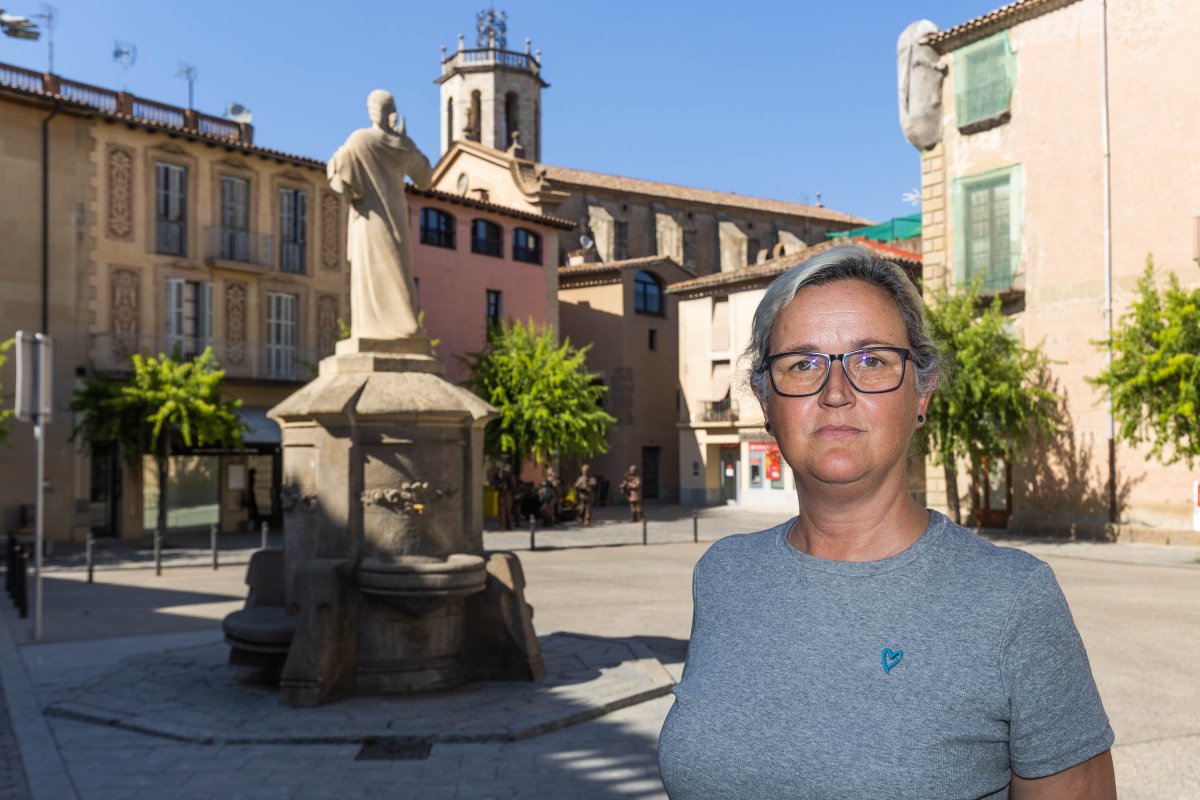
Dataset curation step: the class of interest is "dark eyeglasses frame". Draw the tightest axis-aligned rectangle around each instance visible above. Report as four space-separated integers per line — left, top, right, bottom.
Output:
764 346 913 398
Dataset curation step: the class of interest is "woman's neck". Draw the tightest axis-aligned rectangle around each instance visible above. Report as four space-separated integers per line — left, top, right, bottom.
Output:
788 478 929 562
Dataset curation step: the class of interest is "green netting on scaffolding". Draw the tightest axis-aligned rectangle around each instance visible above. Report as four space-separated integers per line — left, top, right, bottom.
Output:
827 213 921 242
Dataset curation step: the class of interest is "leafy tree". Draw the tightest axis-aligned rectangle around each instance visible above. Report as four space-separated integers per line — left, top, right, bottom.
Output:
1091 258 1200 467
915 283 1061 525
459 319 616 471
71 347 245 536
0 338 12 444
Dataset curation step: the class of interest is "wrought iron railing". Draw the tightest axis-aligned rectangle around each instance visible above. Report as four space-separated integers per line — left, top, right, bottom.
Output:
700 397 736 423
280 242 305 274
155 219 187 257
206 226 273 268
89 333 327 383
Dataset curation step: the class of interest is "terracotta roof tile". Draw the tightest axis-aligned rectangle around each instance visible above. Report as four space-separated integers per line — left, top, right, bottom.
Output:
666 239 922 296
407 187 575 229
558 255 691 281
922 0 1083 53
540 164 870 225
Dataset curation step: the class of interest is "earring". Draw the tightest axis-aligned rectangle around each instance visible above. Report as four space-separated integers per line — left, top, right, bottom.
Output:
765 421 773 435
916 413 926 425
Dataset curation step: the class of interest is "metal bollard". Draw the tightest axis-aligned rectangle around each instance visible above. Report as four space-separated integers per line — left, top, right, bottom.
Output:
86 533 95 584
211 523 219 571
154 526 162 576
529 516 536 551
14 545 28 618
260 520 269 550
693 509 699 543
642 517 648 546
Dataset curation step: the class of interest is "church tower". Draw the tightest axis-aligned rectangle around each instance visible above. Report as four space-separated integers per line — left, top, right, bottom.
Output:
436 9 548 161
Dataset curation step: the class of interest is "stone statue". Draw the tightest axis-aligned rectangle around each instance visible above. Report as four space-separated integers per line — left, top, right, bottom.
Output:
897 20 947 150
327 90 433 343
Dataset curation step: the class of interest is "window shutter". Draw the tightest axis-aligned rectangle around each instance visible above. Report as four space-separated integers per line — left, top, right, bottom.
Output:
297 191 307 244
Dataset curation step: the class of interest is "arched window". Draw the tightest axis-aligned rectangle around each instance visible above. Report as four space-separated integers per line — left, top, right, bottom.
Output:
512 228 541 264
419 208 455 249
466 91 482 142
446 98 454 148
634 271 664 315
471 219 503 257
504 91 519 149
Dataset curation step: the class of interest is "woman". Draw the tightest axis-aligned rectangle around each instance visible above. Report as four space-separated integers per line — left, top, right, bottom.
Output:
658 247 1114 799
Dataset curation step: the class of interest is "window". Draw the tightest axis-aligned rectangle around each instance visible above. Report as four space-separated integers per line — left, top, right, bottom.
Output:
613 220 629 260
472 219 503 257
648 329 657 351
420 208 456 249
952 165 1023 293
219 176 251 261
165 278 212 358
634 271 664 315
747 238 761 265
955 31 1016 131
155 162 187 256
486 289 502 327
512 228 542 264
266 292 298 380
446 98 454 148
279 188 307 273
504 91 519 148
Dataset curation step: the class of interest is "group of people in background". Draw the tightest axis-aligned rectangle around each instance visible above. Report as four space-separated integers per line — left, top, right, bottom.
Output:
488 462 644 529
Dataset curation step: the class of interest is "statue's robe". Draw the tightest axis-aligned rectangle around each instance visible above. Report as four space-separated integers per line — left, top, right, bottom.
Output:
327 126 432 340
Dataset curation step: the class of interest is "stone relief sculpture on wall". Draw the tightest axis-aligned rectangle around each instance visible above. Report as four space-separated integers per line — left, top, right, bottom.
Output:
110 268 139 357
327 90 433 343
225 282 247 366
320 190 340 271
106 146 134 240
897 19 947 150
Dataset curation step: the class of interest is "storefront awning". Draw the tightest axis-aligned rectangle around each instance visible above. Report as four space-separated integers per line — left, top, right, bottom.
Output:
241 407 281 445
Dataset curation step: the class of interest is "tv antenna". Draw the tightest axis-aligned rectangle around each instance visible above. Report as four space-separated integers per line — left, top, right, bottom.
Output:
901 188 921 206
112 40 136 91
176 62 197 109
32 3 55 72
225 102 253 125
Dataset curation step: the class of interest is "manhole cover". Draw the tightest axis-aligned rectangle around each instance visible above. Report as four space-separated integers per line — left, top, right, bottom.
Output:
356 738 432 761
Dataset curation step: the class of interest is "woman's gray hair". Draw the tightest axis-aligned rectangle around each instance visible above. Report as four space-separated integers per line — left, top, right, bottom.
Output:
744 244 942 401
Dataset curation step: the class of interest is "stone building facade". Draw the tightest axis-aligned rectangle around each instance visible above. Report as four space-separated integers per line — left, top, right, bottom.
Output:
909 0 1200 540
0 65 349 541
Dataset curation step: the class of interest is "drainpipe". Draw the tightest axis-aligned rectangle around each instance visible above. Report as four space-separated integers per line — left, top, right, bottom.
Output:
42 100 61 334
1100 0 1116 524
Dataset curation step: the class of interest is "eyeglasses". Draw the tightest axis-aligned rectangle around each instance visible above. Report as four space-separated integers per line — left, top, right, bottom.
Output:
765 347 913 398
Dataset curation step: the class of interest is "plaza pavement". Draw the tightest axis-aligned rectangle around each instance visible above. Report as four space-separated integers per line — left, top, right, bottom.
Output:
1 504 1199 798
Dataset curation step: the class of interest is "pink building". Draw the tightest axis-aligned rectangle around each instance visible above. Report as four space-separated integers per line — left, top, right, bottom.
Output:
405 187 574 383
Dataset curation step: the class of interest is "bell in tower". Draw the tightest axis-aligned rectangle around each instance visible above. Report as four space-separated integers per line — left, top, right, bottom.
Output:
435 9 549 161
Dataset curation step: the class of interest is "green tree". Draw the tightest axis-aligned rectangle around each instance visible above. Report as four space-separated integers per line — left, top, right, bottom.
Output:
1091 258 1200 467
460 319 616 471
916 283 1061 525
0 338 13 444
71 347 245 536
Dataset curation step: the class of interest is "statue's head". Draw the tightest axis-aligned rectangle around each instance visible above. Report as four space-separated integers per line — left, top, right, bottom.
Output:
367 89 396 126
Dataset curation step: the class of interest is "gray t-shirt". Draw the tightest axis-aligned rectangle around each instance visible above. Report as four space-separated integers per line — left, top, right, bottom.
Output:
658 511 1113 799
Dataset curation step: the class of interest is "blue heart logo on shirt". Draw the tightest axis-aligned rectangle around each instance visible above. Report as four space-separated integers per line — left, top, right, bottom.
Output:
882 648 903 674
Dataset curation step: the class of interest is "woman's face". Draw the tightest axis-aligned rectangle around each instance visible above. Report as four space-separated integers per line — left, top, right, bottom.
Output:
763 279 930 490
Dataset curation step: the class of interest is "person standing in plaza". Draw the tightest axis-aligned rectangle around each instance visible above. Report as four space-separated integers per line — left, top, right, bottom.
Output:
574 464 597 526
619 466 642 522
491 462 516 531
658 246 1115 798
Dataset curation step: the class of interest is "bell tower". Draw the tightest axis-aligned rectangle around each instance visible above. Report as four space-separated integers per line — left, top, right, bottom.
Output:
436 9 548 161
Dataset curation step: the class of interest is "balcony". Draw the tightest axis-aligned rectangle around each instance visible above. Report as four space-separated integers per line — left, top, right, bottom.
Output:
206 226 274 272
440 48 541 78
700 397 737 423
279 241 306 274
155 220 187 257
89 333 328 384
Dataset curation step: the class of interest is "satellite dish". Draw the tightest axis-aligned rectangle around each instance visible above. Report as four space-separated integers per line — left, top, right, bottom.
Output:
225 103 253 124
580 234 594 250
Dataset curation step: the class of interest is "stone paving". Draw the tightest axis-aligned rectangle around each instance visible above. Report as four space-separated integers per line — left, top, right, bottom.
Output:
0 670 31 800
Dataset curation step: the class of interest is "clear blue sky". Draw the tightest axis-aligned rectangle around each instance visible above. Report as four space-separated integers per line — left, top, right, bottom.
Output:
2 0 1003 222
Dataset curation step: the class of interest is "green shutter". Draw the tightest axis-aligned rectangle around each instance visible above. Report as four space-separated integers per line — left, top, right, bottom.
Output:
954 31 1016 127
951 164 1023 292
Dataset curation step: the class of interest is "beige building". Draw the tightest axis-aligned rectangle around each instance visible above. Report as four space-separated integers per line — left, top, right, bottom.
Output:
558 255 694 502
669 239 924 511
910 0 1200 540
0 64 348 541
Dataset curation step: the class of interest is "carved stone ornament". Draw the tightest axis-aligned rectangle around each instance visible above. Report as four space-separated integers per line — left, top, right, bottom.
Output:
360 482 454 515
106 146 134 240
317 294 338 353
320 190 341 271
280 483 318 513
110 268 140 357
225 282 247 366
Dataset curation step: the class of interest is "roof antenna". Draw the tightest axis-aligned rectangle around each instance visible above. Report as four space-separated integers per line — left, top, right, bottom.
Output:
112 40 136 91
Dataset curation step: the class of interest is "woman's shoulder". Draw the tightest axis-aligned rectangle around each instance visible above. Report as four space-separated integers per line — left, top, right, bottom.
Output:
697 519 793 569
929 511 1050 587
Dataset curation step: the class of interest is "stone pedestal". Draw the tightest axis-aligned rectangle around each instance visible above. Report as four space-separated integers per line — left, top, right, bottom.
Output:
258 336 538 703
